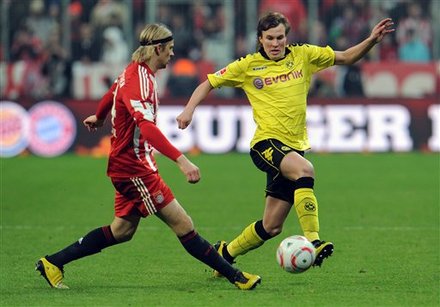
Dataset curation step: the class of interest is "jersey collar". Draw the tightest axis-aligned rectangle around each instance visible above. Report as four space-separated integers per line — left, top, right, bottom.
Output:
259 47 291 62
139 62 155 75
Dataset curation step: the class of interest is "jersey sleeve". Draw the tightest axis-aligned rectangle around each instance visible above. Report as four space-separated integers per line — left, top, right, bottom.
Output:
138 120 182 161
207 57 248 88
126 98 156 123
96 81 117 120
305 45 335 74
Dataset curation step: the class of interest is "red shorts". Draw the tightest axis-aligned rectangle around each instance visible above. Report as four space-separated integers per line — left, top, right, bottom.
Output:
111 173 175 218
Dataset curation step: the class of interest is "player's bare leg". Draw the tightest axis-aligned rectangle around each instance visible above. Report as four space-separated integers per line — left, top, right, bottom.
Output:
36 216 137 289
158 199 261 289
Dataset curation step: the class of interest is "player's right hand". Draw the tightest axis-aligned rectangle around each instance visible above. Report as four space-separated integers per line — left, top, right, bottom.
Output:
176 109 193 129
83 115 104 132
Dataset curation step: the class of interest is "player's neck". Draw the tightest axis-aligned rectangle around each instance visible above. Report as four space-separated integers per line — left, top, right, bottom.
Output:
145 60 159 73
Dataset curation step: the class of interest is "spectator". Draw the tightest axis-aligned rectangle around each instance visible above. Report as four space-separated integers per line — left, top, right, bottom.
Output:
167 51 199 98
328 6 368 47
25 0 58 45
41 27 72 97
90 0 126 29
7 25 45 99
396 2 432 47
379 35 398 61
69 0 85 44
205 5 225 38
10 25 42 62
7 0 29 50
384 0 409 26
398 28 430 62
309 20 328 46
169 14 194 58
342 64 365 97
320 0 348 30
101 26 129 81
192 1 224 41
192 0 208 37
234 35 248 58
309 77 337 98
72 23 101 62
157 3 172 26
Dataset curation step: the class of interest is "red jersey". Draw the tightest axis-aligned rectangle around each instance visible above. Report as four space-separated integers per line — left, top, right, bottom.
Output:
98 62 181 178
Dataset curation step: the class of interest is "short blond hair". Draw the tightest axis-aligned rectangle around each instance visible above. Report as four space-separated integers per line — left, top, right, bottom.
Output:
132 24 173 63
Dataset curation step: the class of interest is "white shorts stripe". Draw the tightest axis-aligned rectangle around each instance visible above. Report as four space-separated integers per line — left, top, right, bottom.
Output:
130 177 156 215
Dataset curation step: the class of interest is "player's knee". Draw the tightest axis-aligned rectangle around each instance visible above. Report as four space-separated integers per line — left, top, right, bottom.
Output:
265 225 283 237
293 159 314 178
301 162 315 178
113 228 136 242
172 215 195 237
281 156 315 180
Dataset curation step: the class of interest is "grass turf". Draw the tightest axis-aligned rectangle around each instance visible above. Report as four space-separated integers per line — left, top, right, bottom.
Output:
1 153 439 306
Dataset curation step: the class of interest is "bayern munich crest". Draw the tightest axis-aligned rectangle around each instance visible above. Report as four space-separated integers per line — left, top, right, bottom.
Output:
154 191 164 204
28 101 77 157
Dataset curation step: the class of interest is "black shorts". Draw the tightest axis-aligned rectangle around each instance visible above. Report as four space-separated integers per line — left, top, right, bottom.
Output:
250 139 304 204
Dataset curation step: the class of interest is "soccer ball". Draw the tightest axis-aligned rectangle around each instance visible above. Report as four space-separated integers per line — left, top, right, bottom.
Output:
276 235 316 273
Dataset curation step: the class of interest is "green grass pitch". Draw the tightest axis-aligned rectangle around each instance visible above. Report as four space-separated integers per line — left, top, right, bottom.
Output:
1 153 439 306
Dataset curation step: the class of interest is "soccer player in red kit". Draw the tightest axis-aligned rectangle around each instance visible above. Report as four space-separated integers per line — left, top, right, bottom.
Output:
35 23 261 290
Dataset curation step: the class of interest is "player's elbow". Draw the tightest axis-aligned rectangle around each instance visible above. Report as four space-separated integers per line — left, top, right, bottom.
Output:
334 51 355 65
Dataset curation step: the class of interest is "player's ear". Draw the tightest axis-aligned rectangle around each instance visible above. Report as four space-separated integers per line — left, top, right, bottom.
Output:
154 45 160 55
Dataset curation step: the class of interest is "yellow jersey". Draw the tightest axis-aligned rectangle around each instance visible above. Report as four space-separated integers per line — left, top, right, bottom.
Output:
207 44 335 151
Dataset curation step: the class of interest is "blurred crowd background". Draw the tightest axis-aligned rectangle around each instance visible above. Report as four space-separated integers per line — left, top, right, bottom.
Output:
1 0 439 101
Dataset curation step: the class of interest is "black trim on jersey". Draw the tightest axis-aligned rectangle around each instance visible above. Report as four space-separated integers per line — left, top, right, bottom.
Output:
259 47 291 62
289 43 309 47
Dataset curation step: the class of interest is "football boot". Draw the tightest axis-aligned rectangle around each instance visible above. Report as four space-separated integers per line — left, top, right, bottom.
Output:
233 271 261 290
312 240 334 267
35 257 69 289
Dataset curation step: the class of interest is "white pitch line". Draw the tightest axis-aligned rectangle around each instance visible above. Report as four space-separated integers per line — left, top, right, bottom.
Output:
0 225 437 231
342 226 438 231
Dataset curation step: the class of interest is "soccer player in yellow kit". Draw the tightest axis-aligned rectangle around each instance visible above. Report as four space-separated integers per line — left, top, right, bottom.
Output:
177 12 394 269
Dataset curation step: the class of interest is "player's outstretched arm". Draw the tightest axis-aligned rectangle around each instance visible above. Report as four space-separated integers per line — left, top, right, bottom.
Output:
334 18 395 65
83 82 118 131
138 120 199 183
177 79 213 129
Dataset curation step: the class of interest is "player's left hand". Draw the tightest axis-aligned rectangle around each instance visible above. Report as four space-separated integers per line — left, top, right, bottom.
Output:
370 18 395 44
176 155 201 184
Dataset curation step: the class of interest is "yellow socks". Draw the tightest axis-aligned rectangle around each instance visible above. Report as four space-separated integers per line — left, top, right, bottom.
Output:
226 176 322 258
227 222 265 258
294 187 320 242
